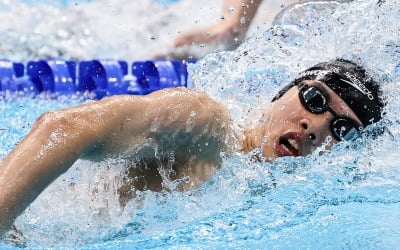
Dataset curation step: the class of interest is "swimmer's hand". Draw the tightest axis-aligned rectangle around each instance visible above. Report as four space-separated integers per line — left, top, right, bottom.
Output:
152 23 242 60
174 21 246 51
154 0 261 60
174 0 262 51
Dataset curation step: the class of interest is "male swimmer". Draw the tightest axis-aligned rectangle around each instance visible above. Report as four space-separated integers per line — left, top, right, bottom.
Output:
170 0 343 58
0 59 385 236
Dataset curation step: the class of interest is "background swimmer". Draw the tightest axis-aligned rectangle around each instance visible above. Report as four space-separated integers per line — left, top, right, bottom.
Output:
165 0 349 59
0 59 385 237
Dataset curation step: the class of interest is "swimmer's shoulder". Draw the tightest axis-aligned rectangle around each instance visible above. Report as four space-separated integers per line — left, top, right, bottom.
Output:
79 87 231 160
143 87 231 126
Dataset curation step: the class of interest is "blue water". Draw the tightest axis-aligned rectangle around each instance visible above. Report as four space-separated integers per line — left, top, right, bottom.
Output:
1 0 400 249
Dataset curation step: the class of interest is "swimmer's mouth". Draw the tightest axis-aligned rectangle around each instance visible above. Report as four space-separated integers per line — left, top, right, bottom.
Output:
275 132 302 157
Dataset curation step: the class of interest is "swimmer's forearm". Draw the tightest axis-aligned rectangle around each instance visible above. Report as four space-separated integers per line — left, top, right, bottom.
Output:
0 95 143 235
0 109 104 235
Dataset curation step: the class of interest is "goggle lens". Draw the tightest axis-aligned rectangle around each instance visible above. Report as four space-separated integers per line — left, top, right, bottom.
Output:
300 86 327 113
331 118 360 141
299 84 360 141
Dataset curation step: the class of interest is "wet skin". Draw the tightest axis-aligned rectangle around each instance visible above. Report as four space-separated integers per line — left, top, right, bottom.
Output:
0 88 230 235
0 81 362 235
242 79 363 160
120 79 364 196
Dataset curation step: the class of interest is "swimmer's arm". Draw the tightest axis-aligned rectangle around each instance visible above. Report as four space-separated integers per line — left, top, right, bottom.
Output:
0 98 116 235
0 88 230 235
86 88 232 162
174 0 262 49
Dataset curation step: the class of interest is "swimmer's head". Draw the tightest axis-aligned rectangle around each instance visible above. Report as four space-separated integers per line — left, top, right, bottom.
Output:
243 59 385 160
273 59 385 127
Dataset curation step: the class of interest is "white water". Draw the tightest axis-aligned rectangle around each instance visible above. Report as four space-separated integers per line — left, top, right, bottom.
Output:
1 0 399 248
0 0 302 61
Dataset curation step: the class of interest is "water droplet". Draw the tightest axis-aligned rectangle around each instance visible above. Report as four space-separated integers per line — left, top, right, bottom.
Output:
228 7 235 13
240 17 246 24
190 111 196 117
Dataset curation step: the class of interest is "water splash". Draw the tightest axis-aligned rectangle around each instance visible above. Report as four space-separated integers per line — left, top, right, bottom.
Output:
0 0 223 61
1 0 400 248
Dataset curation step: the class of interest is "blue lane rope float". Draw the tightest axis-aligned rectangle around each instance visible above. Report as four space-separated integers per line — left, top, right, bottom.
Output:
27 60 76 94
0 59 38 95
0 59 192 99
78 60 129 98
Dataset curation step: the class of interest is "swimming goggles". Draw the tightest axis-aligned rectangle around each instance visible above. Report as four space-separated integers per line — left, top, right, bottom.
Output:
297 82 362 141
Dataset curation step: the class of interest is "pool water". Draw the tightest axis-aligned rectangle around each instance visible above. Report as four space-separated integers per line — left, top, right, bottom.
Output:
1 0 400 249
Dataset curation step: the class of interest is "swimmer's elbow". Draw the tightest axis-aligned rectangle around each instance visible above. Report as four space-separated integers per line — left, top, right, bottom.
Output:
33 110 72 133
32 110 90 144
34 109 109 154
23 110 101 167
30 111 58 131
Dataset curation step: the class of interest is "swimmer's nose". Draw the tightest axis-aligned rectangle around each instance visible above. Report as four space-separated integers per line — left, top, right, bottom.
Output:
299 118 318 142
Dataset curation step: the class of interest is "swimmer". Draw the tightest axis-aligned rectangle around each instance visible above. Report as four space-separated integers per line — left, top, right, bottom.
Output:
0 59 385 236
168 0 350 59
159 0 283 59
174 0 264 51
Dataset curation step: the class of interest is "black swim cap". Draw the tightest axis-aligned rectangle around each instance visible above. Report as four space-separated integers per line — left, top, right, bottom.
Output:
274 59 385 127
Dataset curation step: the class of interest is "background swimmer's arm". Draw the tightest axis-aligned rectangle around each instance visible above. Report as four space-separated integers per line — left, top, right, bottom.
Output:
0 88 230 235
174 0 262 50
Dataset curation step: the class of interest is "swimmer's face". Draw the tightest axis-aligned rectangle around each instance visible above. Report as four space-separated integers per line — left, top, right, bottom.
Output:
246 80 363 161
